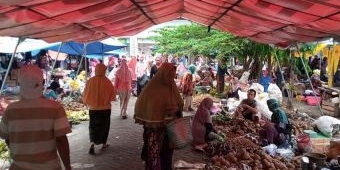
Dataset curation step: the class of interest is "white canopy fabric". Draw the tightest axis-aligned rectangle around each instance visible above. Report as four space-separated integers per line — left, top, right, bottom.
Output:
0 37 57 53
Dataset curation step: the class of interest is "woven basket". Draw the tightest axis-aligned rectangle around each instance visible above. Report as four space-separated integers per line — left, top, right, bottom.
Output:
166 117 192 149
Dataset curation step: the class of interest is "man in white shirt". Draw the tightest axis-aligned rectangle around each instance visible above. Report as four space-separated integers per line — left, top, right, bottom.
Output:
136 55 148 96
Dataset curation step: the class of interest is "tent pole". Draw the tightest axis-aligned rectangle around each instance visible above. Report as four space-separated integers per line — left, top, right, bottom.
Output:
83 43 88 82
328 39 336 87
295 44 324 116
43 42 64 94
0 37 23 95
85 56 88 83
76 43 87 76
273 47 293 108
76 56 84 76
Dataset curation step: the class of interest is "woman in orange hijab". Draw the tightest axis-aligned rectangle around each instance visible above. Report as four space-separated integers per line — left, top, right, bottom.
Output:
134 63 183 170
82 63 116 155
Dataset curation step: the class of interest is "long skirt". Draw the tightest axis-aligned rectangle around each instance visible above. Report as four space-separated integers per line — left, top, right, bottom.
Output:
141 127 173 170
216 75 225 94
183 94 193 111
89 109 111 145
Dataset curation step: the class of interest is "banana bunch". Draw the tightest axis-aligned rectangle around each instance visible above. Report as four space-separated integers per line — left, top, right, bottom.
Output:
0 140 9 159
69 80 80 91
66 110 89 124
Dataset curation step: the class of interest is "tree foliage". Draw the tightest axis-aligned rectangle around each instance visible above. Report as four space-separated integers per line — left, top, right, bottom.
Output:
149 23 241 57
149 22 311 79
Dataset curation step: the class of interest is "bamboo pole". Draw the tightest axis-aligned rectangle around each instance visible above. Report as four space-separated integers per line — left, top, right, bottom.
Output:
0 37 23 95
43 42 64 94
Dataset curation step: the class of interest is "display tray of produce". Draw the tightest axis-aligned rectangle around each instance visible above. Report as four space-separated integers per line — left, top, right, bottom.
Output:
193 94 221 108
62 100 89 125
206 117 313 169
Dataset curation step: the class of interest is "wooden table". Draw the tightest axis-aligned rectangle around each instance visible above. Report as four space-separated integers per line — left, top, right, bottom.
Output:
319 86 340 117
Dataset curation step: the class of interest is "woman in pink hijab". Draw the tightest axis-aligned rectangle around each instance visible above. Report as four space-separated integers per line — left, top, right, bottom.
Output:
114 58 133 119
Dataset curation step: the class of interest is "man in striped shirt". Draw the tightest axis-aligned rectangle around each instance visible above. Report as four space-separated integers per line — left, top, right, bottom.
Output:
0 65 72 170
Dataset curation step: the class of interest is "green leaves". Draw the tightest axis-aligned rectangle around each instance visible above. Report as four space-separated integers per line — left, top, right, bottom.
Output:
150 23 238 56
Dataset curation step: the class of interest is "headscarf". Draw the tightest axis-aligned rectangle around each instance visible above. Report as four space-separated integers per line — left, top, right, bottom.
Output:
115 59 132 82
128 56 137 80
82 63 116 110
267 98 280 112
313 69 321 76
192 97 214 144
267 99 288 125
134 63 184 128
197 98 213 116
181 73 193 94
188 65 196 74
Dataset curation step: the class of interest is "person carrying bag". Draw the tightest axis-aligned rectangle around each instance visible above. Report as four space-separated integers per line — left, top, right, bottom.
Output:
134 63 184 170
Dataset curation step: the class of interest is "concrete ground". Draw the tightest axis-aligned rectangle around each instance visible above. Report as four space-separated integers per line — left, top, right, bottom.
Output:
68 96 204 170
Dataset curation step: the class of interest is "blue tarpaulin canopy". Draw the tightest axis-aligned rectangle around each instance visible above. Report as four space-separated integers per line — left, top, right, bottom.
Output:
46 38 127 55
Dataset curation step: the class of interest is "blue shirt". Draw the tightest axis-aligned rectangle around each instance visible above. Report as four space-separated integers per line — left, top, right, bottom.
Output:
260 75 272 92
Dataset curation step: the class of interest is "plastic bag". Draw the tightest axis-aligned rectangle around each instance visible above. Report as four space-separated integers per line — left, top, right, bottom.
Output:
262 144 278 156
239 71 250 84
267 83 283 103
313 116 340 137
296 134 311 153
250 83 264 94
256 100 272 121
277 148 295 160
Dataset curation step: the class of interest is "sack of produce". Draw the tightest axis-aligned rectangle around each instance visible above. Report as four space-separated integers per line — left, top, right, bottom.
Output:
267 83 283 103
312 116 340 137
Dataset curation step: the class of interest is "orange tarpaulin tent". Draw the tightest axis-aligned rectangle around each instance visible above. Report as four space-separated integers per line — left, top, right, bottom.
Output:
0 0 339 47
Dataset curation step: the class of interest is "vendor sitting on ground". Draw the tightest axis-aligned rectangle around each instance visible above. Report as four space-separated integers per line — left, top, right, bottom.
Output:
233 89 259 121
192 97 225 151
259 122 283 147
44 80 60 100
310 69 324 94
265 99 291 147
227 77 240 99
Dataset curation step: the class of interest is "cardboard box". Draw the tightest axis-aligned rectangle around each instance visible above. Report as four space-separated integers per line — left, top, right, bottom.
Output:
322 100 339 117
310 137 331 154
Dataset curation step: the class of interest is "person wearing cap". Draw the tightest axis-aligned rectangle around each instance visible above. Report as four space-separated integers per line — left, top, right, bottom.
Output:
0 65 72 170
82 63 116 155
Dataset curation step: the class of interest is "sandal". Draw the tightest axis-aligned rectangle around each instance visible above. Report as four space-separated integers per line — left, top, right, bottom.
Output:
122 115 127 119
194 145 205 153
102 144 110 149
88 145 95 155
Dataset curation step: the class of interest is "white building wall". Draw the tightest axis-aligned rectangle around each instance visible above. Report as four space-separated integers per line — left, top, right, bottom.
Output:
123 20 192 57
